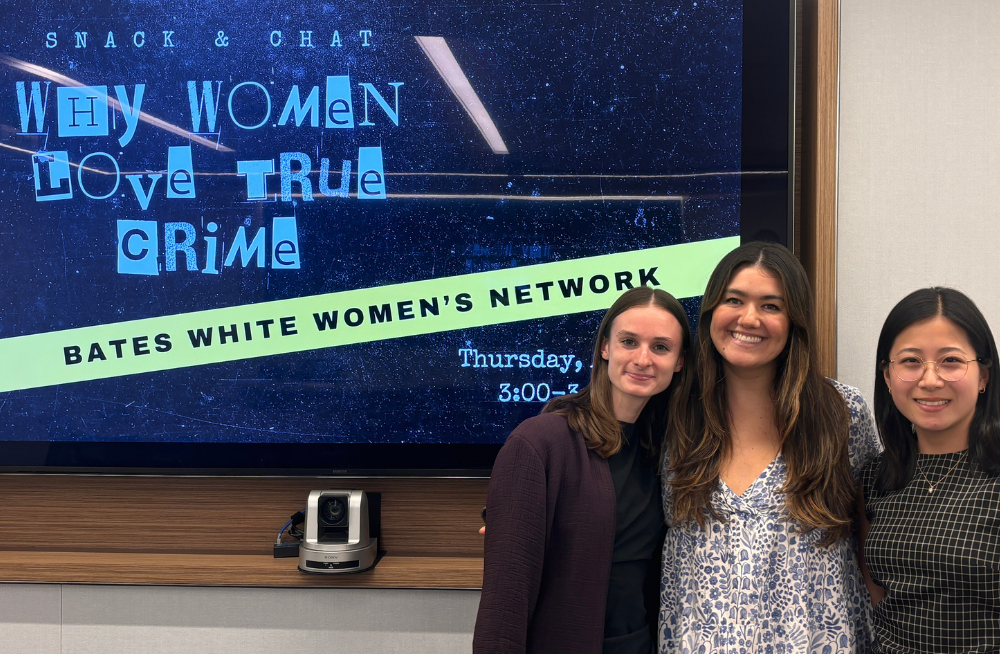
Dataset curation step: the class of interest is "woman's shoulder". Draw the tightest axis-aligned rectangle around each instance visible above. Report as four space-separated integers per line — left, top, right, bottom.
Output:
860 452 885 502
826 379 875 429
827 378 866 407
826 379 884 473
499 413 591 473
507 413 575 448
860 451 884 479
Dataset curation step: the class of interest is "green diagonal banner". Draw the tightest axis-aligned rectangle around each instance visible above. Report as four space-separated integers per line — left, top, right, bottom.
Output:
0 236 738 392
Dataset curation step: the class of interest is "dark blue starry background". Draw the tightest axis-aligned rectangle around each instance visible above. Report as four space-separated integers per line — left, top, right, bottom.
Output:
0 0 740 447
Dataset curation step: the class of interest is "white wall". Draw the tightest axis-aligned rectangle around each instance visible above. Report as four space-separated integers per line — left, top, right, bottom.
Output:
838 0 1000 398
0 584 479 654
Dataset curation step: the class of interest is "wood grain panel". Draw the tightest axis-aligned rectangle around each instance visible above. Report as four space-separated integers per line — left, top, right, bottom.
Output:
0 475 487 557
800 0 840 378
0 551 483 588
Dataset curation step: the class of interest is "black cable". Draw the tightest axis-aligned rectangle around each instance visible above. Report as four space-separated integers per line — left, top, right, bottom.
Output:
280 509 306 542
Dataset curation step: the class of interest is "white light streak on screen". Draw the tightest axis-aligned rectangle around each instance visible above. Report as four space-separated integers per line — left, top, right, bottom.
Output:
414 36 510 155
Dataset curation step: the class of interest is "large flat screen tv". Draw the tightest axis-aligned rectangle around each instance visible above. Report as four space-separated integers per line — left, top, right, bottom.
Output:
0 0 794 473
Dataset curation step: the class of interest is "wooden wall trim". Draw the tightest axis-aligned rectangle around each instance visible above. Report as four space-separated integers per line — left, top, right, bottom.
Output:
0 551 484 589
0 475 486 588
800 0 840 378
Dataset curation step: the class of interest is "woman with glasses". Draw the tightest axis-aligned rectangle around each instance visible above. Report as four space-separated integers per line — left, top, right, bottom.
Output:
861 287 1000 652
660 242 881 653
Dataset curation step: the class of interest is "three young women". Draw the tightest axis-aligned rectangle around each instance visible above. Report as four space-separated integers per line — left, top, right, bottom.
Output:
474 286 693 654
861 287 1000 652
660 242 882 652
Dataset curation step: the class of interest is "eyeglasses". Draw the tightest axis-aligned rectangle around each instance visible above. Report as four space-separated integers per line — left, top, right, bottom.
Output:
887 354 982 383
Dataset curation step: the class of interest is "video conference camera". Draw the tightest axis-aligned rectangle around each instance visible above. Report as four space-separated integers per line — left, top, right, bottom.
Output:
298 490 380 574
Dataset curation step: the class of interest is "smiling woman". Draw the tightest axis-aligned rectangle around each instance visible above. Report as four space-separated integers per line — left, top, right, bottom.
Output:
660 241 881 653
708 266 791 377
475 286 693 654
600 305 687 424
862 288 1000 653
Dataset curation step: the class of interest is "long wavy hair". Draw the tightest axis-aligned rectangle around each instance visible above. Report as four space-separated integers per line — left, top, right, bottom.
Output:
545 286 693 459
873 287 1000 492
668 242 854 545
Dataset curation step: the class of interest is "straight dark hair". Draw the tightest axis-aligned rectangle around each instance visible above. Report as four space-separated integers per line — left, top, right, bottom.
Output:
545 286 693 459
668 242 855 545
873 287 1000 492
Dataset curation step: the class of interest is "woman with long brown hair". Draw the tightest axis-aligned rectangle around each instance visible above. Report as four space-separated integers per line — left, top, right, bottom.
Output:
659 242 881 653
475 286 693 654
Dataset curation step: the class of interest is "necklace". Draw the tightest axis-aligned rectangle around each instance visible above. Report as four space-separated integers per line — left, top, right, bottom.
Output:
917 450 967 494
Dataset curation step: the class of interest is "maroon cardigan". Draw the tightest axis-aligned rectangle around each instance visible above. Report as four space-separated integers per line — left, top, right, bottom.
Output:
474 412 617 654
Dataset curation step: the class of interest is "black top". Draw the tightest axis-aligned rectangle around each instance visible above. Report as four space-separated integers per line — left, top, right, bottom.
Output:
603 422 665 654
862 451 1000 653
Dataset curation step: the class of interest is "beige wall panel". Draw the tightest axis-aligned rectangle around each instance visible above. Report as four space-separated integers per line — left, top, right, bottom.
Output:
0 584 61 654
838 0 1000 398
61 586 479 654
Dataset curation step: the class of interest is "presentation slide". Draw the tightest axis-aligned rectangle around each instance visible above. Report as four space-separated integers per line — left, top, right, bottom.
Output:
0 0 742 445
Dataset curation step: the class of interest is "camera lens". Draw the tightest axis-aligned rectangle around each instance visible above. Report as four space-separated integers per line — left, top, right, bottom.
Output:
321 498 346 524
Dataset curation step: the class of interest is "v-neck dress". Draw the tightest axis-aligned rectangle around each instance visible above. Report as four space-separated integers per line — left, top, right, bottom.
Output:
658 381 882 654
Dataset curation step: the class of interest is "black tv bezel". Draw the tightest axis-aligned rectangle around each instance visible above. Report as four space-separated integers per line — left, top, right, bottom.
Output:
0 0 795 476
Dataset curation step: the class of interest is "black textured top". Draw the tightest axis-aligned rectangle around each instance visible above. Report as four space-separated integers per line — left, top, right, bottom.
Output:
862 450 1000 653
603 422 665 654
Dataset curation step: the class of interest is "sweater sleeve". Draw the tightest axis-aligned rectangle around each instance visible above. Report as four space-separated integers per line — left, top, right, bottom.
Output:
473 433 549 654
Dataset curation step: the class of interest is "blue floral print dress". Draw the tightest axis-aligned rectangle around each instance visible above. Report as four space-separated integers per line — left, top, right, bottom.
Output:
659 382 882 654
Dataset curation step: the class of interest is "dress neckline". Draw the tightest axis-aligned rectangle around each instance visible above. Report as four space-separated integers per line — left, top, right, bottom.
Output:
719 454 782 500
916 449 968 459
